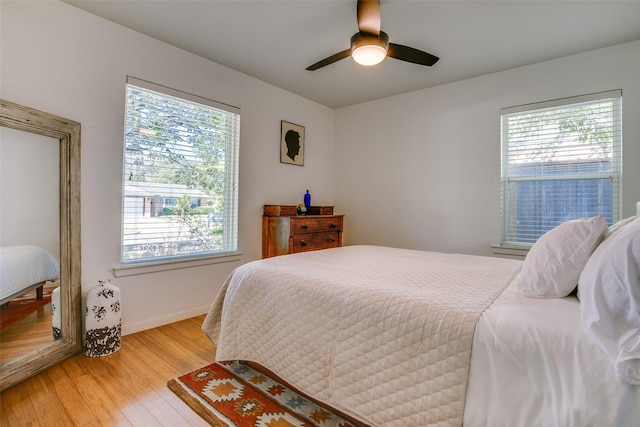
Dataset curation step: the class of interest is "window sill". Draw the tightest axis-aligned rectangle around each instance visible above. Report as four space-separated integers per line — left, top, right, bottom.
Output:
491 244 530 260
113 251 242 277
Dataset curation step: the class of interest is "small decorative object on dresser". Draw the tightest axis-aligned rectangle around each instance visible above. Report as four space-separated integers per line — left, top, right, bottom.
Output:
262 205 344 258
304 189 311 211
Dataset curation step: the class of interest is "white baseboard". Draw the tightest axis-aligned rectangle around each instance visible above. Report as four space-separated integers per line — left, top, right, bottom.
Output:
121 304 211 336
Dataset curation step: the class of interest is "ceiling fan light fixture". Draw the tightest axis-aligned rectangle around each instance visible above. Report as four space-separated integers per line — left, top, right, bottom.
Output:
306 2 439 71
352 44 387 66
351 31 389 66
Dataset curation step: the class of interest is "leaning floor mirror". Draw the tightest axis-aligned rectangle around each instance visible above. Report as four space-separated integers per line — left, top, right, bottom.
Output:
0 99 82 391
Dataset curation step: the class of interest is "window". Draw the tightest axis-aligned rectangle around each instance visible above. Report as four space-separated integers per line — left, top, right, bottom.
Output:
121 77 240 264
500 90 622 246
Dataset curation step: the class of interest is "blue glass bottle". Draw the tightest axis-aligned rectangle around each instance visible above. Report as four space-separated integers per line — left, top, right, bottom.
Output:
304 190 311 212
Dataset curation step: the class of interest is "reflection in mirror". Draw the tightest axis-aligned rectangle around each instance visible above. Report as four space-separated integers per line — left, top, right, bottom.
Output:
0 99 81 392
0 128 60 363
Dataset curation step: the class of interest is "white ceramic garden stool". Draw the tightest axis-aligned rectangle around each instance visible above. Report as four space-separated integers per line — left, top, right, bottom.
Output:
51 286 61 340
85 280 121 357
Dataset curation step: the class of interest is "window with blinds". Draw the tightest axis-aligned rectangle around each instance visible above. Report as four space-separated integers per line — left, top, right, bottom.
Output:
121 77 240 263
500 90 622 246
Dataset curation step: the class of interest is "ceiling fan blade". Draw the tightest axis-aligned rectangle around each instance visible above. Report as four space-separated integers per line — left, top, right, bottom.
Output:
357 0 381 35
306 49 351 71
388 43 439 66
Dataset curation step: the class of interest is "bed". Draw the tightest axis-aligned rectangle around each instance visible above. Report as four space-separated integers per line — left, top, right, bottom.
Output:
0 245 60 305
202 216 640 426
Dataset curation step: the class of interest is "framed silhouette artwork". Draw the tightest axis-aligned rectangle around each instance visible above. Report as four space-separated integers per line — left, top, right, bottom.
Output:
280 120 304 166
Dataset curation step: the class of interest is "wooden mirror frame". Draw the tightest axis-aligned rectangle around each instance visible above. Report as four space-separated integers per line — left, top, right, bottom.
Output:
0 99 82 391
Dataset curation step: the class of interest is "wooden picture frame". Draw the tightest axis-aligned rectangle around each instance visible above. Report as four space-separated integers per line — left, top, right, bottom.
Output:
280 121 304 166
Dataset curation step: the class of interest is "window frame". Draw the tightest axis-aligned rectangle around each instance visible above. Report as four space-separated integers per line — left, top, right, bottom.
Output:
117 76 241 272
499 90 622 248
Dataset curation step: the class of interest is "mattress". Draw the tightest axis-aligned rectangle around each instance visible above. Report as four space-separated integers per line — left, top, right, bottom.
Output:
0 245 60 302
203 245 522 426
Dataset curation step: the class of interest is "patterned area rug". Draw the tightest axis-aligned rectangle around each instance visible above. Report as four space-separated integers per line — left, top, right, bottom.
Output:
168 360 364 427
0 287 52 331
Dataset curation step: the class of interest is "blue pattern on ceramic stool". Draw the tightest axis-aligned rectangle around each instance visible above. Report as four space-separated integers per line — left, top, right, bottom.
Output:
85 280 121 357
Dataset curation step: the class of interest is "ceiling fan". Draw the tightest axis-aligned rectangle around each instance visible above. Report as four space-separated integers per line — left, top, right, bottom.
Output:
306 0 439 71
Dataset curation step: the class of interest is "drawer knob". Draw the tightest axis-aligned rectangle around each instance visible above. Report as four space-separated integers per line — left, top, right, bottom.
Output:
300 240 307 246
302 224 308 229
330 223 337 228
329 237 335 242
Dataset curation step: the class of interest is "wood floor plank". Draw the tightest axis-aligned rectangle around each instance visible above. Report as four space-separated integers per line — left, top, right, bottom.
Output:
0 315 213 427
46 362 97 426
89 349 194 427
72 353 161 426
74 355 161 427
158 322 215 360
22 373 73 427
137 327 214 373
72 371 132 427
154 387 211 427
110 333 204 426
0 380 38 427
119 321 213 426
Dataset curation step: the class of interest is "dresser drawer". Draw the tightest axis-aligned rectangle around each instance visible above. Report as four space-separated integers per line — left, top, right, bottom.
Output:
262 210 344 258
292 232 341 252
291 216 343 234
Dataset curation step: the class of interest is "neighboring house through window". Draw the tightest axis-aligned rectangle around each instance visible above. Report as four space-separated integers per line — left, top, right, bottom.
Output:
500 90 622 246
121 77 240 263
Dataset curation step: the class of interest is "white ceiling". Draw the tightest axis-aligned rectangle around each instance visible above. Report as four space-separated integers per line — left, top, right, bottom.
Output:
64 0 640 109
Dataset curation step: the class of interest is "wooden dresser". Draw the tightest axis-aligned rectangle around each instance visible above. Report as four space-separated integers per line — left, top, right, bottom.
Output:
262 205 344 258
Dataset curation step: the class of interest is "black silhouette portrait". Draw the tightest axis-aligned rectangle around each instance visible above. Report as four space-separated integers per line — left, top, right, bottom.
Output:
280 121 304 166
285 129 300 161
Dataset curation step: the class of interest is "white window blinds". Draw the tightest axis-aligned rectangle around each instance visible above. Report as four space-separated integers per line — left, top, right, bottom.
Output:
500 90 622 246
121 77 240 263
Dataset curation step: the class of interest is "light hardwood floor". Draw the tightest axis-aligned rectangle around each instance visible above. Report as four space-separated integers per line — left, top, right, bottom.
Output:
0 315 215 426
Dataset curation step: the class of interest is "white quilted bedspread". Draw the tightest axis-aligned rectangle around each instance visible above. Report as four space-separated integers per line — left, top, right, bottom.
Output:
0 245 60 301
202 245 522 426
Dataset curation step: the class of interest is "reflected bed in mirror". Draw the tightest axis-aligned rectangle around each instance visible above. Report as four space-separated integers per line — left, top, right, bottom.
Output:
0 99 81 391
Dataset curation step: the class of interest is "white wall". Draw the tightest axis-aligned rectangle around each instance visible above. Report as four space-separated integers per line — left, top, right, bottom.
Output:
334 40 640 256
1 1 335 334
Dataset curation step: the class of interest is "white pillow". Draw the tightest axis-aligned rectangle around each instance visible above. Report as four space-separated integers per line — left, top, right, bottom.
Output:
608 215 638 235
518 216 608 298
575 215 639 301
579 217 640 385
